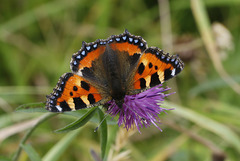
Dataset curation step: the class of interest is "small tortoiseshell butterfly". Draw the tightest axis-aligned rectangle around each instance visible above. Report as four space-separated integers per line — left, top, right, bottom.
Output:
46 30 184 112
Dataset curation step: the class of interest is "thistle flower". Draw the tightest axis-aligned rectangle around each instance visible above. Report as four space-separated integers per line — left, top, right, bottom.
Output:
106 84 173 133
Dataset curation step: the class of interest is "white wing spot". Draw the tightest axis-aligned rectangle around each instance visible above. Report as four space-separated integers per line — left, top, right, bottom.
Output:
56 105 62 112
171 68 176 76
76 70 83 76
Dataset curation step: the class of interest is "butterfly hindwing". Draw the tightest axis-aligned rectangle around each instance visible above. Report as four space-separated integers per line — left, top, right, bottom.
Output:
46 73 103 112
133 47 184 90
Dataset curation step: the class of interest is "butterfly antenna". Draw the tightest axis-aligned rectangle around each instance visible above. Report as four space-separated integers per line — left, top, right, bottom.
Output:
94 112 109 132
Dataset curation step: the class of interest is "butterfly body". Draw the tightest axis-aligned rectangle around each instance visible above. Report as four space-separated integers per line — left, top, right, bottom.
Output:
46 30 184 112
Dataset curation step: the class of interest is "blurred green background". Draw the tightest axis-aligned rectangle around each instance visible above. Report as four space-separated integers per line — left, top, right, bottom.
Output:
1 0 240 161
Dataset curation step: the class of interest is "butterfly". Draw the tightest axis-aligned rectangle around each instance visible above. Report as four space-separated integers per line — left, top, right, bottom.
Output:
46 30 184 112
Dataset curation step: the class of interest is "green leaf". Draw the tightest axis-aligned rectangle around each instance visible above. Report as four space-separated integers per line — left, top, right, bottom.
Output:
62 109 89 117
15 102 48 113
97 108 108 160
21 144 41 161
55 106 98 133
164 102 240 153
42 129 81 161
63 109 117 125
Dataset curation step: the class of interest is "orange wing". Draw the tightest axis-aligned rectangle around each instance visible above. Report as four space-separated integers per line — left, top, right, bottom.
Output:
70 41 106 74
108 29 147 55
133 47 184 90
70 29 148 86
46 73 103 112
70 30 147 75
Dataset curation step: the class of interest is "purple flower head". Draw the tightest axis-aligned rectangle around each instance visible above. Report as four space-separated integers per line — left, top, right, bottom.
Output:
106 84 173 133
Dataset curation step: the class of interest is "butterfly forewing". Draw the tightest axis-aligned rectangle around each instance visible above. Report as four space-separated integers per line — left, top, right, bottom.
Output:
46 73 103 112
71 41 106 76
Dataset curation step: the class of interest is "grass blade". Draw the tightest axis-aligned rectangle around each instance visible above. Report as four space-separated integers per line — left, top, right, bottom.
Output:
12 113 56 161
21 144 41 161
55 106 98 133
189 75 240 97
42 129 81 161
164 102 240 152
97 108 108 160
